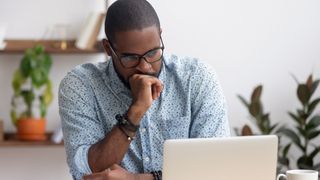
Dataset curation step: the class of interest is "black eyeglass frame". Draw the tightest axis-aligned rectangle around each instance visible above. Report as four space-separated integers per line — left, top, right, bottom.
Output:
107 36 165 69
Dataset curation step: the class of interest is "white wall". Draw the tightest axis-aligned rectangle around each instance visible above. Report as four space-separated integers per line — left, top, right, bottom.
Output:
0 0 320 179
151 0 320 130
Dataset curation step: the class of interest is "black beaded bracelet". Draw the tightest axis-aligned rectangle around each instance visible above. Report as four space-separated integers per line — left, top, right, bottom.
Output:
115 114 140 132
151 171 162 180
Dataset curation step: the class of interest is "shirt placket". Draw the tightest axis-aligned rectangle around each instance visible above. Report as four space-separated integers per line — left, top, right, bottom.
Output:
139 112 152 172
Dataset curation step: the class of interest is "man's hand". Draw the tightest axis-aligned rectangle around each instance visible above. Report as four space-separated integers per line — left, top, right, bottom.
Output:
83 164 136 180
83 164 153 180
127 74 163 124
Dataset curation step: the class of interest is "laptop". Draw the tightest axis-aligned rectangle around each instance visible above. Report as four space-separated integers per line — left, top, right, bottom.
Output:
162 135 278 180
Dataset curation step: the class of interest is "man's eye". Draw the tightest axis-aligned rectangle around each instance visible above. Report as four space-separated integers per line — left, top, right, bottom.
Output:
122 55 139 61
145 50 158 58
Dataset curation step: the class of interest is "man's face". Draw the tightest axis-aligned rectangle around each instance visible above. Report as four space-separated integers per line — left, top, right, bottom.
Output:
103 25 163 85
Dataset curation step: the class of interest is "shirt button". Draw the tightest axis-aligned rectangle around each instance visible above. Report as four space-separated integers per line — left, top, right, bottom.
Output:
145 157 150 162
141 128 146 133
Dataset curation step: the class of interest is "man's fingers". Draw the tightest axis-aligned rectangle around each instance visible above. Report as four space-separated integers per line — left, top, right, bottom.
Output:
130 74 162 86
152 85 157 100
152 83 163 99
109 164 120 170
82 170 108 180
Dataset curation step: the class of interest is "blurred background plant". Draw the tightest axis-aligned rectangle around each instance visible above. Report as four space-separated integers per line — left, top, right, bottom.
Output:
235 85 290 172
11 44 53 126
280 74 320 171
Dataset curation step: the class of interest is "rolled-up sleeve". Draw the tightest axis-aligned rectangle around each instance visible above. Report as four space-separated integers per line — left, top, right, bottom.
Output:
59 70 104 179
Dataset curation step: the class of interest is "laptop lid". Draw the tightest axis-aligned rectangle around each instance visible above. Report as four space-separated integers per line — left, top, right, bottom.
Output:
162 135 278 180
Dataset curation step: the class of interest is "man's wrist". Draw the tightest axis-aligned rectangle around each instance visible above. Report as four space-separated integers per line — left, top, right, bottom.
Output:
127 105 147 124
134 173 154 180
116 114 140 132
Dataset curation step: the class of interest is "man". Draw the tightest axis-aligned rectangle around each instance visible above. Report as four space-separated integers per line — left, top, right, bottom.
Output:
59 0 230 179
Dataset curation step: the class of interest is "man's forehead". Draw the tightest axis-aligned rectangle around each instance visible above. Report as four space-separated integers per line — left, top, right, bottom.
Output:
113 26 159 42
113 26 161 53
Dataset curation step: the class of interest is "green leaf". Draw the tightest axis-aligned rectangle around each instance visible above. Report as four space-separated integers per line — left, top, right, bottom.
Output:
262 113 269 121
249 102 261 117
10 110 17 127
261 119 271 134
311 80 319 95
275 125 287 134
269 123 279 134
21 90 35 111
283 143 291 157
306 74 313 90
34 44 44 54
308 98 320 115
40 97 47 118
307 130 320 140
251 85 262 103
43 80 53 106
297 109 308 122
296 126 306 136
306 116 320 130
297 156 313 169
11 70 26 95
241 124 253 136
38 80 53 118
31 67 48 88
280 128 304 151
297 84 311 105
309 147 320 159
278 156 290 167
40 53 52 73
237 95 249 108
288 111 302 125
19 56 32 77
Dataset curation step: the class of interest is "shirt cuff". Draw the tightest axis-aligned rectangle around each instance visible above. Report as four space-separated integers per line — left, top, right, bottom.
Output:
74 145 93 175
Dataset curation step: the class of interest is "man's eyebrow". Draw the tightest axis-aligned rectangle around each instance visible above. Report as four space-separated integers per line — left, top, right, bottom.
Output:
121 46 161 57
121 52 140 56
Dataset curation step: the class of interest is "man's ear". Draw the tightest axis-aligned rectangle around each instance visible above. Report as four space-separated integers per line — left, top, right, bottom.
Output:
102 38 112 56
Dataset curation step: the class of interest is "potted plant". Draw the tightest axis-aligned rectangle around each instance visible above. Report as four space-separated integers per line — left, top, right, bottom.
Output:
236 74 320 173
11 45 53 141
236 85 290 173
281 74 320 170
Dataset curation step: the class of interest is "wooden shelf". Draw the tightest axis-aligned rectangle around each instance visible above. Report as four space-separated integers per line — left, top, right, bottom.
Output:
0 133 64 147
0 39 105 54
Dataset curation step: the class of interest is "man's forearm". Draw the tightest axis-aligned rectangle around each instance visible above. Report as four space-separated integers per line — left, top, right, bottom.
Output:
88 125 134 172
82 171 154 180
88 74 163 173
88 105 147 172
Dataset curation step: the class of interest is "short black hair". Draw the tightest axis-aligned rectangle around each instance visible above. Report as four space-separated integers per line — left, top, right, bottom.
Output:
105 0 161 44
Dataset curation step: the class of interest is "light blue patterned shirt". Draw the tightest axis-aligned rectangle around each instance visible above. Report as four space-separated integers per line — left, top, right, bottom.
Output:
59 54 230 180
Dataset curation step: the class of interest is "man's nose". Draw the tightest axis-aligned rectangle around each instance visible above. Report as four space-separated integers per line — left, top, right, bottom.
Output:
135 57 152 73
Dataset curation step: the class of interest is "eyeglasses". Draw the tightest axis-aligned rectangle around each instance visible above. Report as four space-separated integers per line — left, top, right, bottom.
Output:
108 36 165 68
